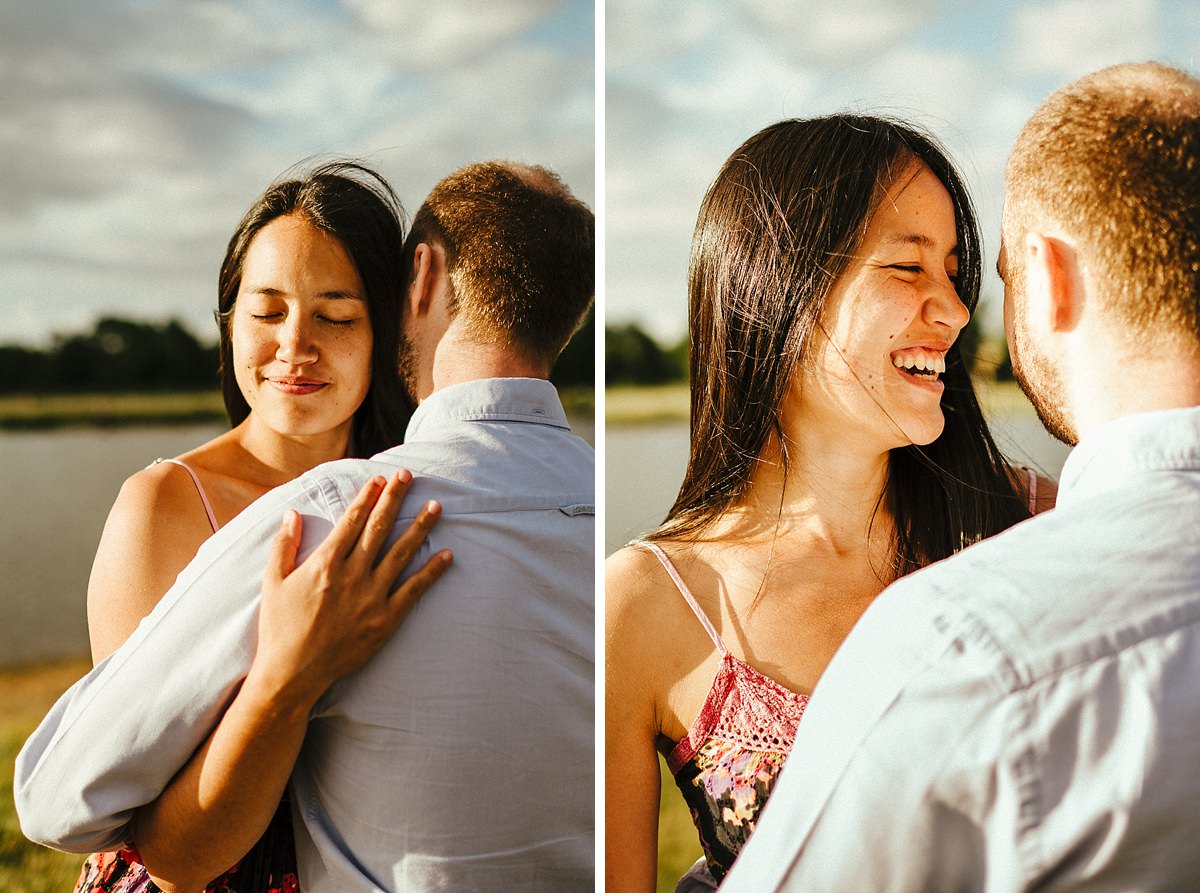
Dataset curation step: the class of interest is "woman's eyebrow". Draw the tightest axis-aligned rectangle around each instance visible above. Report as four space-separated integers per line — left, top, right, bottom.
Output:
243 286 364 300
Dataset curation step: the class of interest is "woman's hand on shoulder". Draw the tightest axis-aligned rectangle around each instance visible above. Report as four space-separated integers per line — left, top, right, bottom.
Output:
86 462 221 663
249 470 453 716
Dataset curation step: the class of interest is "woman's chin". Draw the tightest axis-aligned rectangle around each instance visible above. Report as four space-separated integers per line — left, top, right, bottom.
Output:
897 413 946 449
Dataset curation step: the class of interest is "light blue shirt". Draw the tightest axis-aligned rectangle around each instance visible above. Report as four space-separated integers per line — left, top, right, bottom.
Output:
16 378 595 892
723 406 1200 892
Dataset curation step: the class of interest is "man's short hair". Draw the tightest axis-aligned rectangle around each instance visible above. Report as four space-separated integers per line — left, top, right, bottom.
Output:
1004 61 1200 343
403 161 594 370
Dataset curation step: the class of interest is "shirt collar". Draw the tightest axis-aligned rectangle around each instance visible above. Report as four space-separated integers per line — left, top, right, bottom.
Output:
404 377 571 442
1057 405 1200 507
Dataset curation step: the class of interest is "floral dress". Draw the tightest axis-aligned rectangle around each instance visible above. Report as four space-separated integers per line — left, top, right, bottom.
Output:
72 795 300 893
641 542 809 885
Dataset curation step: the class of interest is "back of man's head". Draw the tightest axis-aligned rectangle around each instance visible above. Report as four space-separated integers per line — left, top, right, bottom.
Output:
402 162 594 372
1005 61 1200 347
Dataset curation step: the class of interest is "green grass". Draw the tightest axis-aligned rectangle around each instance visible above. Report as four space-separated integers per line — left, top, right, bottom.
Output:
605 384 690 425
0 660 94 892
0 391 227 430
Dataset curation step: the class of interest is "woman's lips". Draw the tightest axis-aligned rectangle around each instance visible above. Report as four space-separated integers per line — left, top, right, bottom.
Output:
267 377 328 395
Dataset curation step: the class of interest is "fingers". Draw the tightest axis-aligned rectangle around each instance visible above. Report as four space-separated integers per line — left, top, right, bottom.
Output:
353 470 414 567
265 510 302 584
384 548 454 628
319 474 389 561
373 499 443 587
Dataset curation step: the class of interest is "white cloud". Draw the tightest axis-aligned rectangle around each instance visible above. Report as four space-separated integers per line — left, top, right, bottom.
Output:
605 0 721 69
1013 0 1160 77
0 1 593 344
344 0 560 69
736 0 944 64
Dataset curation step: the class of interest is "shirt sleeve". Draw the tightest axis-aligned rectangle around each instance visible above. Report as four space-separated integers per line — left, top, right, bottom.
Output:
13 476 340 853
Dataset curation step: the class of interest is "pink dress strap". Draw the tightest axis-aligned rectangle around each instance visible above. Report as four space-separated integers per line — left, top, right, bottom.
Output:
639 541 728 656
155 458 220 533
1024 466 1038 513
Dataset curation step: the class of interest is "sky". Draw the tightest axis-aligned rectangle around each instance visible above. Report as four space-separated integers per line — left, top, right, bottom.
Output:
1 0 594 347
606 0 1200 344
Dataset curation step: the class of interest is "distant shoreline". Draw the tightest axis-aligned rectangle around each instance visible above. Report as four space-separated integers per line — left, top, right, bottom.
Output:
0 391 227 430
607 379 1037 425
0 387 595 430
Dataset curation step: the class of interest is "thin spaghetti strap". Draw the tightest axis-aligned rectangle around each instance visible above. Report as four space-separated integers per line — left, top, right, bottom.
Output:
155 458 220 533
1025 466 1038 514
637 541 728 655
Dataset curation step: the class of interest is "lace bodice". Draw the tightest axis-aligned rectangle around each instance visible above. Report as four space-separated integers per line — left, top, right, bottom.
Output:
638 541 808 883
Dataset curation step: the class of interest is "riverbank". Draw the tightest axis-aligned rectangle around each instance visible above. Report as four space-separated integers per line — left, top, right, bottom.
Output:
0 387 595 430
0 658 94 890
0 391 227 430
607 378 1037 425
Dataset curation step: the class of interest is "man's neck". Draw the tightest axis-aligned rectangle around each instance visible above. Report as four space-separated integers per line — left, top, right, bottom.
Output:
1068 327 1200 439
421 332 548 401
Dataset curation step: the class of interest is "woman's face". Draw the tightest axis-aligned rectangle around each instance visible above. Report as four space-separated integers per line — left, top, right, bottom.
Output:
232 213 373 442
795 161 970 450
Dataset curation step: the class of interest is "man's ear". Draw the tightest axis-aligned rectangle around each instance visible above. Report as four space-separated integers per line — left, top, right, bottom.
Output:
1024 232 1082 332
406 243 435 319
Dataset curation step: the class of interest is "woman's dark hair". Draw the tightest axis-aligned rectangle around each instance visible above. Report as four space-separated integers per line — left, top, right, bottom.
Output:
652 115 1029 577
216 160 412 458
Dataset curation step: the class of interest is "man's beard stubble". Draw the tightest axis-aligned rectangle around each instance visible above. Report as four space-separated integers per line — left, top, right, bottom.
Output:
1009 298 1079 447
397 329 420 406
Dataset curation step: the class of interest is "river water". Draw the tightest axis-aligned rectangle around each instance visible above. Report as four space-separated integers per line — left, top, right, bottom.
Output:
1 413 595 670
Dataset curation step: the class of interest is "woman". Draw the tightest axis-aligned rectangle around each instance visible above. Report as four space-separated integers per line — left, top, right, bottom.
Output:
605 116 1056 891
75 160 446 892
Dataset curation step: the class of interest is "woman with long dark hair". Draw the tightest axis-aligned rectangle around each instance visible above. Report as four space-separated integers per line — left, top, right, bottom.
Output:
74 160 447 893
605 116 1055 891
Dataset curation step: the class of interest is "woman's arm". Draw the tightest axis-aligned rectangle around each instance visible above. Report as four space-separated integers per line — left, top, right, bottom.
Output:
605 548 668 893
131 472 452 892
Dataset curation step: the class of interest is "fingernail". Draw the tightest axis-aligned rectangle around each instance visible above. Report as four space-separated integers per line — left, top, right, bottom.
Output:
396 468 413 484
425 500 441 516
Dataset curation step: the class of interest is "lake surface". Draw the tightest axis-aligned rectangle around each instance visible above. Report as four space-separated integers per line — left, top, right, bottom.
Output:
1 414 595 670
606 412 1072 556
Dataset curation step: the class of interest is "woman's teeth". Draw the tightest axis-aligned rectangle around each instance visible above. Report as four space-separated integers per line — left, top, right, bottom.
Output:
891 350 946 381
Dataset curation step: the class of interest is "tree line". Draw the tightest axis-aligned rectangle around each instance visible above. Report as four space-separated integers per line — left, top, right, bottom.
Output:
0 311 596 394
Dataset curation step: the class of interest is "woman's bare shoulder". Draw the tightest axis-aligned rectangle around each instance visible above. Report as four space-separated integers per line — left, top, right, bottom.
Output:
605 542 702 667
605 542 681 619
87 460 218 661
113 459 214 526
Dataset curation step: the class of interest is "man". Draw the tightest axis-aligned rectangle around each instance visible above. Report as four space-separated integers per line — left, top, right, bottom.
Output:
17 162 596 891
722 62 1200 892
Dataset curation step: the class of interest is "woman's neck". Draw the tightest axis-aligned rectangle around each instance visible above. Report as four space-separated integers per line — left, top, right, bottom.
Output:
720 424 894 557
232 416 354 488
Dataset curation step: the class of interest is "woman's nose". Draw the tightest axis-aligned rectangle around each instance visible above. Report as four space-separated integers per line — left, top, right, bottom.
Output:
275 317 318 365
925 276 970 333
